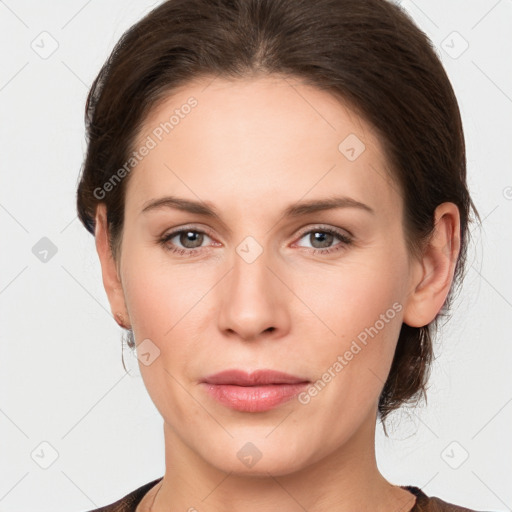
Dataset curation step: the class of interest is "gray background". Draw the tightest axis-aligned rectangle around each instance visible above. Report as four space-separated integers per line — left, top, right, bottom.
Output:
1 0 511 510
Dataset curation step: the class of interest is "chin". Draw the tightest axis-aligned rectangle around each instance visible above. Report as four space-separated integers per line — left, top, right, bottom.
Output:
189 432 322 478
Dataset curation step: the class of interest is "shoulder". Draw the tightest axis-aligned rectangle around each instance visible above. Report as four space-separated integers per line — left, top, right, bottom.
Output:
404 485 495 512
81 477 163 512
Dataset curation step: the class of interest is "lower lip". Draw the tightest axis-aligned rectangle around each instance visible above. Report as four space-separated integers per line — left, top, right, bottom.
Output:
202 383 309 412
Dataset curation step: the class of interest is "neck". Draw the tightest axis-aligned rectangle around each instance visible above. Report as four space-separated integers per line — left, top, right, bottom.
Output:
152 412 416 512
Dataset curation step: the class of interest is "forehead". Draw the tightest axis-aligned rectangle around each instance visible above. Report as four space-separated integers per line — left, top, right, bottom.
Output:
127 75 400 219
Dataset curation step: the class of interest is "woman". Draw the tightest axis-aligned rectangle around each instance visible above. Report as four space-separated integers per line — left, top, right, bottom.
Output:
76 0 484 510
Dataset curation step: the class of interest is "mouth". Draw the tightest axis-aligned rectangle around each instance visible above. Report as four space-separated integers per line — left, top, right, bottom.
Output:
200 369 310 412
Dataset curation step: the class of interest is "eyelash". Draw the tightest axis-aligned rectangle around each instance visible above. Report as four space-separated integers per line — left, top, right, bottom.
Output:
158 225 353 257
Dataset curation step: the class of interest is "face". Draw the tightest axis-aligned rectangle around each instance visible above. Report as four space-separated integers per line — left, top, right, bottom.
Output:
101 75 425 476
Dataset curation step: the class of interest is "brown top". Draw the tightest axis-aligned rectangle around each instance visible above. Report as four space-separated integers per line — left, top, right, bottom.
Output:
83 477 486 512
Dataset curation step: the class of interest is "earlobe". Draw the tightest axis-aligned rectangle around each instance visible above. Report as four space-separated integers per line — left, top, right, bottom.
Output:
402 202 461 328
94 204 129 323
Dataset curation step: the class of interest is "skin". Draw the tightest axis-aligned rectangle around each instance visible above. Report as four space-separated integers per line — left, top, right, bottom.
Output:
95 75 460 512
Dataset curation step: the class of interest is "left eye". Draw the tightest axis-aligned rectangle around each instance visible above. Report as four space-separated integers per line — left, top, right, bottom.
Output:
295 228 352 252
160 229 212 251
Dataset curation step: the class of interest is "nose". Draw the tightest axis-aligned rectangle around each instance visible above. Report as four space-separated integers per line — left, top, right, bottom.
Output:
217 247 290 342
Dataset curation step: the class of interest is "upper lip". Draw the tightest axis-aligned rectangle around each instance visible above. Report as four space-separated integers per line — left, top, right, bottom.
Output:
202 369 309 386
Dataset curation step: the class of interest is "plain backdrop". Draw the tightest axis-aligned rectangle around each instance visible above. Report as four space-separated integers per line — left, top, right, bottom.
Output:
0 0 511 511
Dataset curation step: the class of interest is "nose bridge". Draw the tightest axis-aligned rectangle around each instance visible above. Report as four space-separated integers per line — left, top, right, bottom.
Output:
217 237 287 340
232 239 270 295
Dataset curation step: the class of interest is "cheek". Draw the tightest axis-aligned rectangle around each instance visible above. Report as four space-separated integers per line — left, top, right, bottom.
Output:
121 241 211 334
119 247 210 420
290 270 405 451
294 248 407 393
304 256 404 337
119 244 220 389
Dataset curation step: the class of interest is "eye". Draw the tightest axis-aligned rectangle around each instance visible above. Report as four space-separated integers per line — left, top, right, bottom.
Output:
159 227 214 255
294 226 353 255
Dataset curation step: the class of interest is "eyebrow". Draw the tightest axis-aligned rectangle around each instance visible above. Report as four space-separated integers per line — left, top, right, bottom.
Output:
141 195 374 220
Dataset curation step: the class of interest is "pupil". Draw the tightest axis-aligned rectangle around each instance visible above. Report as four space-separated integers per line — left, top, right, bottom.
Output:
181 231 202 248
312 232 333 248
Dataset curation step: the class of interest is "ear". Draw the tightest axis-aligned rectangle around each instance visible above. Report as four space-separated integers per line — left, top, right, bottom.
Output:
94 204 130 326
402 202 461 328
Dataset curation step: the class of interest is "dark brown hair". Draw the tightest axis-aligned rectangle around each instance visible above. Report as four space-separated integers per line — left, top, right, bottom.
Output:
76 0 479 425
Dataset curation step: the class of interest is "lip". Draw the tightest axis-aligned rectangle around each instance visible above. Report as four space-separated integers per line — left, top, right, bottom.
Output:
201 370 310 412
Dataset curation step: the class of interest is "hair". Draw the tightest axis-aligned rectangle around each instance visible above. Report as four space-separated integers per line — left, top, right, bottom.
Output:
76 0 479 426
